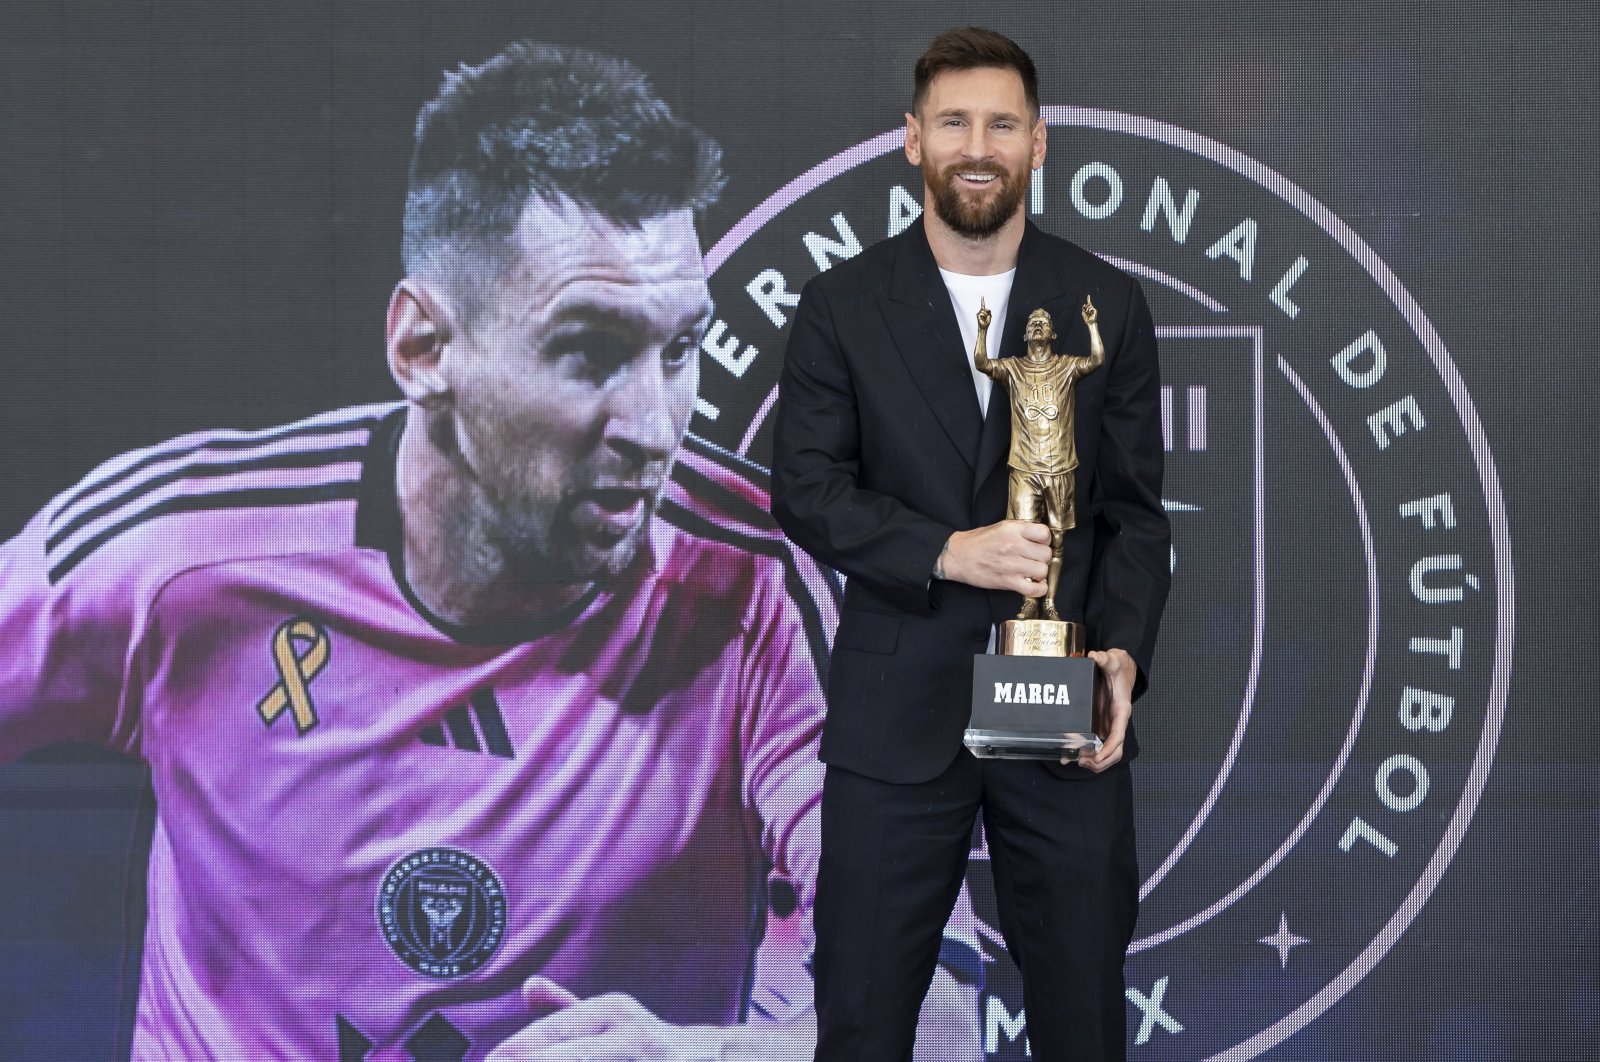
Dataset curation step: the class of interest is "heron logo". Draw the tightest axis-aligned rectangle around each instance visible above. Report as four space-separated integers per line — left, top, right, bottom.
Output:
377 847 507 980
701 110 1512 1059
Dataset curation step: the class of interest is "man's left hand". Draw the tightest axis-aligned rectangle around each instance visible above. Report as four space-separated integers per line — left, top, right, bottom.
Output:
1075 648 1135 772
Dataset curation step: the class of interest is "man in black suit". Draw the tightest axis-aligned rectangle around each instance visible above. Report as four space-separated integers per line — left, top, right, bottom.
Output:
771 26 1170 1062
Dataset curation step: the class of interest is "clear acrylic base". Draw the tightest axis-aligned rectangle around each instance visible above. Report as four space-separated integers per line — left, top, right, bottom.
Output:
962 728 1103 761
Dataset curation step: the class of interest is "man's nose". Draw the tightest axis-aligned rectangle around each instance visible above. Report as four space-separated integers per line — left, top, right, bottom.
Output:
961 127 994 161
604 355 682 465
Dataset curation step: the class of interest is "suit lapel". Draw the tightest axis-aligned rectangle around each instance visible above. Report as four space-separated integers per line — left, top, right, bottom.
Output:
879 220 982 468
972 222 1072 497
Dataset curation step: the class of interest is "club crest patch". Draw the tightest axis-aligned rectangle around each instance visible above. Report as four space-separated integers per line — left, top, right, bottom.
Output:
377 847 507 978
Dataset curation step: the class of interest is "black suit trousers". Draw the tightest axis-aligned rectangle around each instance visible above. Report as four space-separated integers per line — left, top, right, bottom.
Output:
812 753 1139 1062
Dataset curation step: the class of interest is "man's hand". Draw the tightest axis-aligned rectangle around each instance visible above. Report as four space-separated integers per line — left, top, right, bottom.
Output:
939 521 1050 596
493 966 980 1060
486 977 730 1061
1075 648 1135 772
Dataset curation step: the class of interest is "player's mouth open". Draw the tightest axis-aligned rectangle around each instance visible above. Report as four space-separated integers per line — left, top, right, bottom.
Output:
577 488 650 532
957 172 999 185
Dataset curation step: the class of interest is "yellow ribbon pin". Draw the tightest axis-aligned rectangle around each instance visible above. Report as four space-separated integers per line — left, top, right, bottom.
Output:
256 618 330 735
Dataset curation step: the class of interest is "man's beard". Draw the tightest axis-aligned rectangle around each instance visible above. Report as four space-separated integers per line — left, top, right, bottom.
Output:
434 408 658 586
925 159 1028 239
494 489 659 586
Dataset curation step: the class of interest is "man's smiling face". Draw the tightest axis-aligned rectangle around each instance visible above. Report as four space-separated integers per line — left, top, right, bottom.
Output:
906 65 1045 240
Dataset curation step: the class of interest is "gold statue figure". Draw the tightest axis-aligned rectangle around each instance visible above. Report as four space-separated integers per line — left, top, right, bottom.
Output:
974 296 1104 622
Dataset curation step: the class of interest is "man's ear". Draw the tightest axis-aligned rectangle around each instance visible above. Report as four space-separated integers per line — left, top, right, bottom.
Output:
386 281 451 408
904 111 923 167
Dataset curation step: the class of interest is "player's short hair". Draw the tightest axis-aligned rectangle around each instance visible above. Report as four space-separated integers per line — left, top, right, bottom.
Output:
912 27 1039 119
403 40 725 313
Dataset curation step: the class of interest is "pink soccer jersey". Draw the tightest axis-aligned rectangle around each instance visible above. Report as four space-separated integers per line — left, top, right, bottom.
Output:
0 404 836 1060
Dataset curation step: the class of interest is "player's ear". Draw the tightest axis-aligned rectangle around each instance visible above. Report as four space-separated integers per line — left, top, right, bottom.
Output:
387 280 452 409
904 110 922 166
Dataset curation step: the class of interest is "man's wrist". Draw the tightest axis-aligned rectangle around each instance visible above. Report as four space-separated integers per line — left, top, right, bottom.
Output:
933 536 953 581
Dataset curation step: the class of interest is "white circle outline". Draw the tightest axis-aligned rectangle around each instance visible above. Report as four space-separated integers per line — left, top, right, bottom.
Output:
1132 352 1381 955
705 108 1514 1059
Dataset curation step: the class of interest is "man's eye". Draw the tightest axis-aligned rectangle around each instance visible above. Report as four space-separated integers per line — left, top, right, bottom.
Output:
553 333 630 382
664 335 697 368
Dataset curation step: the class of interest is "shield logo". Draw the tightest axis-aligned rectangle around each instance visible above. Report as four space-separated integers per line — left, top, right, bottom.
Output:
1136 325 1266 912
377 847 508 979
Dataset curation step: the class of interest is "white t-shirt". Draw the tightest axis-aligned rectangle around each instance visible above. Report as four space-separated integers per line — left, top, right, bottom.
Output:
938 266 1017 418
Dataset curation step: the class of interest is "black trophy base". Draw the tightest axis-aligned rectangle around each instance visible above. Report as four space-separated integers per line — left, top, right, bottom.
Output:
965 651 1099 761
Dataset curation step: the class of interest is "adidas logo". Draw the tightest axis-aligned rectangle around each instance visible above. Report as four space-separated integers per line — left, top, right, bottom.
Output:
419 689 514 759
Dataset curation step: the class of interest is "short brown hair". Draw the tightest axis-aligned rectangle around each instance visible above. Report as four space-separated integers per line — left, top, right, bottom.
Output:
912 27 1039 118
404 40 724 313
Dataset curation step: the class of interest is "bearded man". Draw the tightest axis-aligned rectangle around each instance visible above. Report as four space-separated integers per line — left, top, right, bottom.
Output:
773 25 1171 1062
1 40 841 1061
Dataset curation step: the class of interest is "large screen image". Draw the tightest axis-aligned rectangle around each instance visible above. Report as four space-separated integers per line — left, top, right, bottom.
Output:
1 2 1593 1060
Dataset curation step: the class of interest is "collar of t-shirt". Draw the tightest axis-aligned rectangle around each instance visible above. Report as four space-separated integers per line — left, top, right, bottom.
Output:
938 266 1017 419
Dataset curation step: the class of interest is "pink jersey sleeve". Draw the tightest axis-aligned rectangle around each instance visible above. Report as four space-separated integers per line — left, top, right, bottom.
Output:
669 437 835 908
0 404 384 763
734 557 829 1027
0 506 146 760
738 559 827 903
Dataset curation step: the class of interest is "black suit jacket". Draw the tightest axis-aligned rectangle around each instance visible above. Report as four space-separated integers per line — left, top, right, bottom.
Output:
771 218 1170 784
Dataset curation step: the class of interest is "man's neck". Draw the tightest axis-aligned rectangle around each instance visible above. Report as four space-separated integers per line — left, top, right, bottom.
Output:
923 204 1026 276
394 408 592 629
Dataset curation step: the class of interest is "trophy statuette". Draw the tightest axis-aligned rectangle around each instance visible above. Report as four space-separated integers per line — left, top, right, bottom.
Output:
964 295 1105 759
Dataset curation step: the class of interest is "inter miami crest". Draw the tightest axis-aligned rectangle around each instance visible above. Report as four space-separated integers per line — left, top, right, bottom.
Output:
377 847 507 979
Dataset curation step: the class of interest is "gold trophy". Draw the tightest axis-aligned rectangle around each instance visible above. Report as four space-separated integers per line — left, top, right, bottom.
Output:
964 296 1105 759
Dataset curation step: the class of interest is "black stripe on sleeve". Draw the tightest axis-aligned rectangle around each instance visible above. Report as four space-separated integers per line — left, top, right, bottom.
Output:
47 481 362 584
49 412 384 528
669 457 779 533
680 432 772 486
47 445 368 553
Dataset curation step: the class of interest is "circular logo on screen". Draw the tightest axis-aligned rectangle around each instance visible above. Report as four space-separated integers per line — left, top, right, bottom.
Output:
378 847 507 979
702 110 1511 1059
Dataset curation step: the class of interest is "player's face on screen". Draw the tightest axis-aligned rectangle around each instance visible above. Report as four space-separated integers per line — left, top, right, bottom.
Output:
907 65 1043 239
445 196 711 581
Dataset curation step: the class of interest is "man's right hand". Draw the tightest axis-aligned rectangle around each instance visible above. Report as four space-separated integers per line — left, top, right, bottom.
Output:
937 521 1050 596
